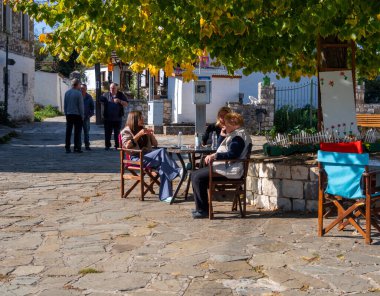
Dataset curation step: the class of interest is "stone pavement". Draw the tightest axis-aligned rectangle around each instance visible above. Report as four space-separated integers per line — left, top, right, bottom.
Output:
1 117 380 296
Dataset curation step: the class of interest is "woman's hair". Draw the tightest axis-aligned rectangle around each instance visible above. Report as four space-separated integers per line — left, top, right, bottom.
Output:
126 111 142 135
224 112 244 127
215 106 232 127
126 111 148 147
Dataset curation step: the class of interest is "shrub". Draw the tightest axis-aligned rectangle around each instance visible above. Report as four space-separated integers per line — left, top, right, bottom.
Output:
34 104 63 122
273 105 317 134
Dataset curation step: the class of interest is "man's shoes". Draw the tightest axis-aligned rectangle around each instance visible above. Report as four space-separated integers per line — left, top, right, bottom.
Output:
65 149 71 154
192 210 209 219
105 147 110 151
73 149 83 153
85 147 91 151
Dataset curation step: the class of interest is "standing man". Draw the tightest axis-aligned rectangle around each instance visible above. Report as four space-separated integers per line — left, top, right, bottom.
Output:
64 78 84 153
101 83 128 150
81 84 95 150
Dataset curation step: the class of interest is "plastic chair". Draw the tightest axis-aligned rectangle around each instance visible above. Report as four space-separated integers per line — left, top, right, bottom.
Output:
317 150 380 244
207 143 252 219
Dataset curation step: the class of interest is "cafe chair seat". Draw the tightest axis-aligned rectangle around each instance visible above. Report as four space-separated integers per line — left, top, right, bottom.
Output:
207 143 252 219
318 150 380 244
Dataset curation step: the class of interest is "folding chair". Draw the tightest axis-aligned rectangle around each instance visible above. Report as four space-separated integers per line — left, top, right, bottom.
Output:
318 150 380 244
119 135 160 201
207 143 252 219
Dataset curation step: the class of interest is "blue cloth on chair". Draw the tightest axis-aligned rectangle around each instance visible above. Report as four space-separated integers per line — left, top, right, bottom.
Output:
317 151 369 199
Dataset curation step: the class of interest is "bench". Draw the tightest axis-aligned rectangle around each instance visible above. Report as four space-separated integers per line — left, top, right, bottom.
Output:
356 114 380 128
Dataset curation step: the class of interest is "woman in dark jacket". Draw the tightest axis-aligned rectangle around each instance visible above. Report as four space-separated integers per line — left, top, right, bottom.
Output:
202 106 231 146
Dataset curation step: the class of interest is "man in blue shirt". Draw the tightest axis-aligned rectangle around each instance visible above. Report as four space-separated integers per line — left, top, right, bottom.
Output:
100 83 129 150
64 79 84 153
80 84 95 150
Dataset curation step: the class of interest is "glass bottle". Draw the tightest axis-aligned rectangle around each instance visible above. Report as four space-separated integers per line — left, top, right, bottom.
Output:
178 131 182 148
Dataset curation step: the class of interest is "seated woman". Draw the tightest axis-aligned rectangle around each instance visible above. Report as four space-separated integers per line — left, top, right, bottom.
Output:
120 111 181 202
191 112 252 218
202 106 231 147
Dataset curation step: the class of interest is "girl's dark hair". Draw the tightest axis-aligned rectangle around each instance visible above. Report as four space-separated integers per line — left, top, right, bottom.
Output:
126 111 148 147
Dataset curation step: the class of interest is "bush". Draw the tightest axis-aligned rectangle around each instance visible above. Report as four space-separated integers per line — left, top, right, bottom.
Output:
273 105 317 134
34 104 63 122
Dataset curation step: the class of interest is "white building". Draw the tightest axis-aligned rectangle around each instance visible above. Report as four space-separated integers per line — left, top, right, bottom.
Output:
0 2 34 121
34 71 70 112
168 68 241 124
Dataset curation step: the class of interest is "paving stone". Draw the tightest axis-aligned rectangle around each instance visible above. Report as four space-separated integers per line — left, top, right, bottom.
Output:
1 117 380 295
73 272 152 292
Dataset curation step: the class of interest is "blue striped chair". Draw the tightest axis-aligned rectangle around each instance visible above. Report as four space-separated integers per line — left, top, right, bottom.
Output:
317 151 380 244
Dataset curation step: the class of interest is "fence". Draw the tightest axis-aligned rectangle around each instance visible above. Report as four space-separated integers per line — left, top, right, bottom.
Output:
274 79 318 110
274 80 318 132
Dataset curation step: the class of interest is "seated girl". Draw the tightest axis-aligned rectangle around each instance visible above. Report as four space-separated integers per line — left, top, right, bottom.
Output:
202 106 231 147
120 111 181 202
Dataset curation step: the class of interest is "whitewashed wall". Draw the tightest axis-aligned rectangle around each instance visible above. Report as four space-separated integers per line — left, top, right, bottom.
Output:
85 66 116 90
168 76 240 124
0 52 34 121
34 71 70 112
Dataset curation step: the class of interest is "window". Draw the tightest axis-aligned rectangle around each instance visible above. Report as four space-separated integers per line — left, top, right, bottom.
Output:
22 73 28 87
141 69 148 87
2 3 12 33
101 71 106 83
21 13 29 40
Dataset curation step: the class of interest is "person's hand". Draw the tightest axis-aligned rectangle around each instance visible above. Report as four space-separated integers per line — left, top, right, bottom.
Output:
113 98 120 104
220 127 227 137
205 153 215 165
145 128 154 135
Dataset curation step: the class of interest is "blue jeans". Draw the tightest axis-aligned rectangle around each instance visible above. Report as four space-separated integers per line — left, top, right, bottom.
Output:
83 117 91 148
132 148 180 200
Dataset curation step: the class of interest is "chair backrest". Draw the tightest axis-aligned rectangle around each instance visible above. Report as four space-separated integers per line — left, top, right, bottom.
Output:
243 143 253 179
320 141 364 153
317 150 369 199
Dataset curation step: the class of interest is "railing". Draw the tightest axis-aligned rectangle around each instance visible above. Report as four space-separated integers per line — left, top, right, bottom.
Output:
274 80 319 131
275 79 318 111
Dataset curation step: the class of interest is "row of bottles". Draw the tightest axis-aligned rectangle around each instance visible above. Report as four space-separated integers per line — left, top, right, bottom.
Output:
177 131 218 150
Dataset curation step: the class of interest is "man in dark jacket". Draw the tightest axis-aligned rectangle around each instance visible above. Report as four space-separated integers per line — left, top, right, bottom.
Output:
100 83 128 150
64 79 84 153
80 84 95 150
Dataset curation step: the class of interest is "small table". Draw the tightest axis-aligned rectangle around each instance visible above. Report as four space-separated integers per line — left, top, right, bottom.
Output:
165 146 216 204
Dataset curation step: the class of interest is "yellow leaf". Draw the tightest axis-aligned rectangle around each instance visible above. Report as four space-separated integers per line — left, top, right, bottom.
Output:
130 62 146 73
121 24 127 32
39 33 46 43
377 14 380 21
200 17 206 27
164 58 174 77
148 64 158 76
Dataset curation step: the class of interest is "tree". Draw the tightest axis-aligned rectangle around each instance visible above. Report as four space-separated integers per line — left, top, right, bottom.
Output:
10 0 380 81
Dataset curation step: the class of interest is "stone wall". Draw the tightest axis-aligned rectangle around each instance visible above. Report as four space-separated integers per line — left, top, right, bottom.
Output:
355 85 380 114
227 84 275 134
247 162 319 212
123 98 172 129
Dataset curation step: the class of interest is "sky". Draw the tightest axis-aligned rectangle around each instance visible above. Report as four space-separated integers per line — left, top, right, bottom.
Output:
34 21 53 36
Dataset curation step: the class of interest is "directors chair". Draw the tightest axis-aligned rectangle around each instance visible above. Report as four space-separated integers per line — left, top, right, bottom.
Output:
318 150 380 244
119 135 160 201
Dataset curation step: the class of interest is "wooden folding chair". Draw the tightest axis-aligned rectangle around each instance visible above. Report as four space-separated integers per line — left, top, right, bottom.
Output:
318 150 380 244
119 147 160 201
207 143 252 219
